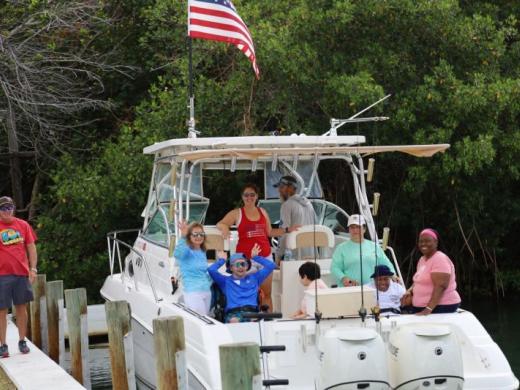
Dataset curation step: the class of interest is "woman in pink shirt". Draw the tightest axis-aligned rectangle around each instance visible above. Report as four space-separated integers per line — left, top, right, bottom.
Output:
401 229 461 315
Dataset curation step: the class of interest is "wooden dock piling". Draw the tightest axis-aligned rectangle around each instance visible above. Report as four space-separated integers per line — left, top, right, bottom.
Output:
219 342 262 390
105 300 135 390
153 316 187 390
29 274 46 349
46 280 64 365
65 288 91 389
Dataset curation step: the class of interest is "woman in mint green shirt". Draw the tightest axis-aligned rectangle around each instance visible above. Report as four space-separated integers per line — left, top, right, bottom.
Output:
331 214 395 286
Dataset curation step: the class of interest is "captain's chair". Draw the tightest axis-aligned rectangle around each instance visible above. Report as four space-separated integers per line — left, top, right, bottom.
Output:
285 225 335 260
203 226 230 260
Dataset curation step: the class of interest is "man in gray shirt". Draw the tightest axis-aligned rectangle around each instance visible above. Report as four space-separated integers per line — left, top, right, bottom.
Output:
273 176 317 262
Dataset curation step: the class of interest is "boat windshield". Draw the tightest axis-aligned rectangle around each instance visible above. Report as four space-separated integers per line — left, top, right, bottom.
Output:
258 199 349 233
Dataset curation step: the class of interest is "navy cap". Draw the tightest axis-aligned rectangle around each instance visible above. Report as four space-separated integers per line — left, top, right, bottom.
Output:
370 265 394 278
273 175 298 188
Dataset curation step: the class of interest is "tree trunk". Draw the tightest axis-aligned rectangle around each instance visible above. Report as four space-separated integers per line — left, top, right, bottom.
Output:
5 98 24 209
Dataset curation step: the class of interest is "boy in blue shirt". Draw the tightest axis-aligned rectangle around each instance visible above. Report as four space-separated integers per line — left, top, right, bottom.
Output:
208 243 275 323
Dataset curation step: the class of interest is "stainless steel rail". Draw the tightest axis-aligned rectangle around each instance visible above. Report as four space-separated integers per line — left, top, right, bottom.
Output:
106 229 162 303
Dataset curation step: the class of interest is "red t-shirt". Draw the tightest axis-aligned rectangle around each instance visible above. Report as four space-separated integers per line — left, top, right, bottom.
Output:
0 217 37 276
236 208 271 258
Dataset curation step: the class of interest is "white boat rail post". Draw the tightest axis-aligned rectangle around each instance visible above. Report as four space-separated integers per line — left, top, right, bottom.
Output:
345 154 377 241
143 160 158 229
177 159 188 224
304 153 320 198
107 235 114 275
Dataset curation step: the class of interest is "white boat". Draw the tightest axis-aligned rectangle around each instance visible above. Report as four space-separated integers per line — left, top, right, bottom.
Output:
101 128 519 389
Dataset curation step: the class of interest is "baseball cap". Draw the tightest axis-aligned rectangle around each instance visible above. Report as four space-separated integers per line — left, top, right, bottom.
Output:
273 175 298 188
347 214 366 226
229 253 246 265
0 196 14 208
370 265 394 278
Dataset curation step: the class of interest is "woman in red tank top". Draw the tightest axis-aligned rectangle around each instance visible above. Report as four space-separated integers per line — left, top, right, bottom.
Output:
217 183 278 311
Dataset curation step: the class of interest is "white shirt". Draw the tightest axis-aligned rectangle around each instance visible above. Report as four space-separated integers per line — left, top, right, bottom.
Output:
367 280 405 310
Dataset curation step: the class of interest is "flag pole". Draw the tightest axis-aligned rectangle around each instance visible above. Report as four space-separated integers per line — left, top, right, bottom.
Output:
187 17 198 137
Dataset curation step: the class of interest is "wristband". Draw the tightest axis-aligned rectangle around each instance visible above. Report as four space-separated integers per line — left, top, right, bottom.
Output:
285 227 289 233
425 306 433 312
30 268 37 272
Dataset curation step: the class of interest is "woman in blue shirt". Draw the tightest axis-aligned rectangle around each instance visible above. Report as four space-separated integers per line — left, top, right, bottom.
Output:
174 220 212 315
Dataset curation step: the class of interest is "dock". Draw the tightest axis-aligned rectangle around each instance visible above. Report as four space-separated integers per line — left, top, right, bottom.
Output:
0 317 85 389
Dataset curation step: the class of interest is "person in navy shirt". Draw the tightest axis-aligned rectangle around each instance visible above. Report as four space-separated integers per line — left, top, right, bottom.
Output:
208 243 275 323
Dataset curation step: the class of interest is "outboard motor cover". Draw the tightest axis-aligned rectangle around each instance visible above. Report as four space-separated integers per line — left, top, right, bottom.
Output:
320 327 390 390
388 324 464 389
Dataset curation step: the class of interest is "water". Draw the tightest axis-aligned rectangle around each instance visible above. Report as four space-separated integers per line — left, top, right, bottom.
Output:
85 299 520 388
63 343 112 390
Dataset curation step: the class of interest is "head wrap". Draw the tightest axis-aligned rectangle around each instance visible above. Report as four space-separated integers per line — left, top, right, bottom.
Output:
419 228 438 240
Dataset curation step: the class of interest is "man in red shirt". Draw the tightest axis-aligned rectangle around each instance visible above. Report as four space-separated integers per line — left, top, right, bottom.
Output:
0 196 37 357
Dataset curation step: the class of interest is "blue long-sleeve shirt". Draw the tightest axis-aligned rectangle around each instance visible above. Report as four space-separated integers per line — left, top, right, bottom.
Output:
208 256 276 312
173 238 212 293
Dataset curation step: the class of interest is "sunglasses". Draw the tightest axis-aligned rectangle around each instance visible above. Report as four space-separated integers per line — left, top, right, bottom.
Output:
190 232 205 238
0 205 14 212
242 192 257 198
232 261 248 268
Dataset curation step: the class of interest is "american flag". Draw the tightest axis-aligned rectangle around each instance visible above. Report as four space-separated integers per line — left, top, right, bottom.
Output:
188 0 260 78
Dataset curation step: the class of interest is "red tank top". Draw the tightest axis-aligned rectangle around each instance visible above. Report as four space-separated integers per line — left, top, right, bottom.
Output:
236 207 271 258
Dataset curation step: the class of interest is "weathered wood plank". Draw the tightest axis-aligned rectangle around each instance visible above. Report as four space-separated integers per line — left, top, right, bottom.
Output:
219 342 261 390
153 316 186 390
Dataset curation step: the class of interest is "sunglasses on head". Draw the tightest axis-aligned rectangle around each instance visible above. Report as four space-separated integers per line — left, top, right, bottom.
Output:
232 261 248 268
0 205 14 211
242 192 257 198
190 232 205 238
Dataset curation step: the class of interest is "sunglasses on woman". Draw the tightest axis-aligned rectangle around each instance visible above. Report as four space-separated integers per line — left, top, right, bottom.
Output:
190 232 205 238
242 192 257 198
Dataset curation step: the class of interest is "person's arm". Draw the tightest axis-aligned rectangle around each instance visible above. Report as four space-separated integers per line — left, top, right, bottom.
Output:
331 247 357 286
173 237 189 260
27 243 37 283
252 256 276 284
207 259 227 289
416 272 450 316
216 209 238 239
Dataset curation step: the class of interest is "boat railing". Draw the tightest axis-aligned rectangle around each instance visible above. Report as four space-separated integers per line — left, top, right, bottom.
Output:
106 229 161 303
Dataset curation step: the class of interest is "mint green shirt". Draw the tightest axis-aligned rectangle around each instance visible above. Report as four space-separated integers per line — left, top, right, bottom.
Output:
331 239 395 285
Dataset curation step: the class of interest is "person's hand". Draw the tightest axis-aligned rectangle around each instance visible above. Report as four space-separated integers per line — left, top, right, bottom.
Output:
416 307 432 316
29 270 36 284
287 224 302 233
342 277 359 286
216 250 227 260
250 243 261 258
219 226 230 239
178 220 189 237
400 290 413 306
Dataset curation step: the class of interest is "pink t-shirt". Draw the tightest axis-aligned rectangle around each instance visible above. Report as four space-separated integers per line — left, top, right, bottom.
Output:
412 251 461 307
301 279 328 315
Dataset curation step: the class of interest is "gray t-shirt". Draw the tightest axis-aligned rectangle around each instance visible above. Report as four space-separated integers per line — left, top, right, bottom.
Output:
276 194 317 259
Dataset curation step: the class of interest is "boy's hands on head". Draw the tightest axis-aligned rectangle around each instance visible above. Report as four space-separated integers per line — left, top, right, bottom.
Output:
217 250 227 260
250 243 261 258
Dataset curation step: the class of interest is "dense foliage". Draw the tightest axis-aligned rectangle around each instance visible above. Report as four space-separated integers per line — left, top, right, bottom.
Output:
2 0 519 301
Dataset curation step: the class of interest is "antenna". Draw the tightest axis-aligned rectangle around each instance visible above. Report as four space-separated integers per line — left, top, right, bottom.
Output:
323 94 391 136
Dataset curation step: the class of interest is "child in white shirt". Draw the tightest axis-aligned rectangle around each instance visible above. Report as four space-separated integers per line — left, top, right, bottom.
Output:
292 262 327 319
367 265 405 313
